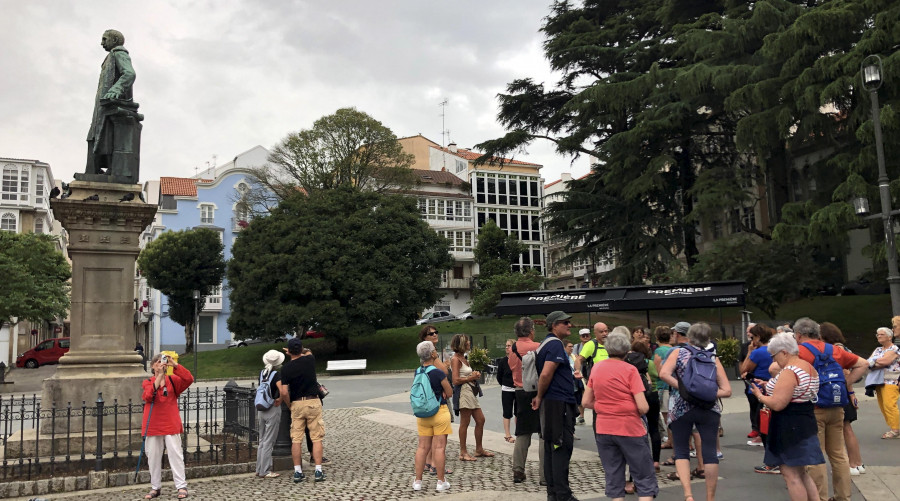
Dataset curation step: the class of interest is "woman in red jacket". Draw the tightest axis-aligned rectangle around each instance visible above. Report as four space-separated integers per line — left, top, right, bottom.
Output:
142 354 194 499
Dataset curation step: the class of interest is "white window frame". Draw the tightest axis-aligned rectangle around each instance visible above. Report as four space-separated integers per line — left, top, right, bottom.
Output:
1 212 17 232
199 203 216 224
34 216 44 234
1 166 16 201
35 173 45 204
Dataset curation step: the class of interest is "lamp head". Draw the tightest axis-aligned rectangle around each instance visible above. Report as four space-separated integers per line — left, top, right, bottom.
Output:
853 196 870 216
862 55 883 91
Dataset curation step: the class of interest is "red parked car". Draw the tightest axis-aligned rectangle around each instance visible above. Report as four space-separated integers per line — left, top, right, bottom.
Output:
16 337 70 368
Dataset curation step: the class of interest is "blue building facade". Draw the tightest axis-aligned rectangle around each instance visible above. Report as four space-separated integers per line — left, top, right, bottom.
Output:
139 146 269 355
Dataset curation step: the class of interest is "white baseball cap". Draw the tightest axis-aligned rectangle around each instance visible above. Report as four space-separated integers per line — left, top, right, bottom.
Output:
578 328 591 336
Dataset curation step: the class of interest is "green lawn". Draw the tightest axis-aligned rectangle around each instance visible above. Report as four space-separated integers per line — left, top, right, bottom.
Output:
183 294 892 379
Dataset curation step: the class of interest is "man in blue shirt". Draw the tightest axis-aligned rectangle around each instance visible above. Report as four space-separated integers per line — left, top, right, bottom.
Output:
532 310 578 501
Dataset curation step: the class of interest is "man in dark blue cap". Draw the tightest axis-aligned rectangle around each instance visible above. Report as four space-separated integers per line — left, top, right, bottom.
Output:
532 311 578 501
278 337 327 483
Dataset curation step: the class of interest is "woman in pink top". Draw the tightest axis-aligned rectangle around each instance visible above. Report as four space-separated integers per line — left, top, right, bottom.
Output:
583 331 657 501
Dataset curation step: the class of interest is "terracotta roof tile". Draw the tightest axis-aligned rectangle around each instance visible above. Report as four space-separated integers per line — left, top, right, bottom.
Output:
160 177 198 196
436 146 541 167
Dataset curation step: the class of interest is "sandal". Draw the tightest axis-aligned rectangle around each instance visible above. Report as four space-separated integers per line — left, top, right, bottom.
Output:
666 471 680 481
504 435 516 444
624 482 635 494
691 468 705 479
662 457 677 466
424 463 435 475
474 450 495 457
145 489 161 499
177 488 188 499
882 430 900 439
459 454 477 461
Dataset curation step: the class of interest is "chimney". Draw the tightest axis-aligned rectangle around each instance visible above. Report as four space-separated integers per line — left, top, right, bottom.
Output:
448 142 457 153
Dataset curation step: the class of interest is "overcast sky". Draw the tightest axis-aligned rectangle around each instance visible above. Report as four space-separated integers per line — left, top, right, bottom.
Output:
0 1 590 185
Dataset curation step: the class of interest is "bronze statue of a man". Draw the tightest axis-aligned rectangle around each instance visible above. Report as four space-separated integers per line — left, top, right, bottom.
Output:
82 29 142 184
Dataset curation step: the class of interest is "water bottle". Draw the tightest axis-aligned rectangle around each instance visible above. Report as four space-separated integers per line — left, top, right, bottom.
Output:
832 383 841 404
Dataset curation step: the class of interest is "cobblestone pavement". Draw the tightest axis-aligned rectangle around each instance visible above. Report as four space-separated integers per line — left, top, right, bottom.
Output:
27 407 680 500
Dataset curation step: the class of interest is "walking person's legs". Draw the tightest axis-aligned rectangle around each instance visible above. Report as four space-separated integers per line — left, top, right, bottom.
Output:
256 407 280 476
164 434 187 491
781 465 819 501
145 435 164 491
458 409 474 460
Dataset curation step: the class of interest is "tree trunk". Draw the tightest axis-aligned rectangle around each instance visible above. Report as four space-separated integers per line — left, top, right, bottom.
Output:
335 335 350 354
183 319 195 354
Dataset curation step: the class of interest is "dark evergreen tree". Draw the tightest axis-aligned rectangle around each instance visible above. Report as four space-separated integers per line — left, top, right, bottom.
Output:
137 228 226 354
227 188 452 353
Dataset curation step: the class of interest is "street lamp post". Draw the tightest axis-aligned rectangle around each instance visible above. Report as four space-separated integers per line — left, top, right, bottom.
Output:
861 55 900 316
192 289 200 377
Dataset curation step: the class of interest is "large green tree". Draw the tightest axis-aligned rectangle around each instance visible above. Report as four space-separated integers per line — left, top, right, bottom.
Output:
249 108 417 207
476 0 775 284
471 220 542 315
730 1 900 265
137 228 225 353
688 234 826 318
0 232 70 333
227 187 452 353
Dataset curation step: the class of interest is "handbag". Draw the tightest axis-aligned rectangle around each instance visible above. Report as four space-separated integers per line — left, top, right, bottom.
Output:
317 383 329 399
759 405 771 435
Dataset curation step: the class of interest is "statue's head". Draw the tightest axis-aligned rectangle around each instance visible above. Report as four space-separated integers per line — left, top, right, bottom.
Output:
101 29 125 51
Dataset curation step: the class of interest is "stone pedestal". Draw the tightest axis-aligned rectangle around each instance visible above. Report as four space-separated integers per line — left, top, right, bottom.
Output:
42 181 156 433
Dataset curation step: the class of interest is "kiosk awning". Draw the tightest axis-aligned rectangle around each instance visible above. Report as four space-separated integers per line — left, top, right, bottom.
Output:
494 281 745 316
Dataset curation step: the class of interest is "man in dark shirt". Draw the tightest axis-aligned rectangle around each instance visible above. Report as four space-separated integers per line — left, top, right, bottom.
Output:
532 310 578 501
277 338 327 483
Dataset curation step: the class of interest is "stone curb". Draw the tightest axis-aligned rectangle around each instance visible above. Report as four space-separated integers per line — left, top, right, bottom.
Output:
0 461 254 499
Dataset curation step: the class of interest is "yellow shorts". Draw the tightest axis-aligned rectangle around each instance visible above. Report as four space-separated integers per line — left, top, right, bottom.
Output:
417 404 452 437
289 399 325 443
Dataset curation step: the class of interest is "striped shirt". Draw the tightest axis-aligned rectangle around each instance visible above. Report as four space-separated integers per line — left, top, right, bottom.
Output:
765 365 819 403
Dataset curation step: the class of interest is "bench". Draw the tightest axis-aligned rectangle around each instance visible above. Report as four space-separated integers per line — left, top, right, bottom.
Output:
326 359 367 374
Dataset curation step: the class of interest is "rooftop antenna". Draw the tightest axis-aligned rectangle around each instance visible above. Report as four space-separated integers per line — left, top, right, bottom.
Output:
208 154 217 176
194 165 199 177
440 98 449 171
440 98 450 148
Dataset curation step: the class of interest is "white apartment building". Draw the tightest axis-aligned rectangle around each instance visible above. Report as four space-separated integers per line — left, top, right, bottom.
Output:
407 169 475 314
544 172 614 289
0 157 65 366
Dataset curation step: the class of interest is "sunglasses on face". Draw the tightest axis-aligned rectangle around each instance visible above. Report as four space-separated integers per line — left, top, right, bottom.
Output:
562 320 572 326
580 334 590 338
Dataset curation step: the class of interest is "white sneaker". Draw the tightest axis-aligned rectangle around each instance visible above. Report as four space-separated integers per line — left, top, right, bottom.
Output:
436 480 451 492
412 479 422 491
858 464 867 474
747 438 764 447
850 467 860 476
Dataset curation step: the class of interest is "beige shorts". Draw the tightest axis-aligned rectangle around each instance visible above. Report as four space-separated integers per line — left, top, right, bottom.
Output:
289 398 325 443
660 389 671 413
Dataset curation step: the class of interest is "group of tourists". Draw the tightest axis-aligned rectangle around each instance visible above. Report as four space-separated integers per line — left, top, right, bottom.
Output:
139 310 900 500
411 312 900 501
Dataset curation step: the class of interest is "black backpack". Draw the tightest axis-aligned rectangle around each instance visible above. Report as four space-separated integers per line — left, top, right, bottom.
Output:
623 351 652 395
582 339 601 380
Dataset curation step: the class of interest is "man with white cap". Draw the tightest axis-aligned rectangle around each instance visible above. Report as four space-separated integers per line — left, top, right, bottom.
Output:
257 349 285 478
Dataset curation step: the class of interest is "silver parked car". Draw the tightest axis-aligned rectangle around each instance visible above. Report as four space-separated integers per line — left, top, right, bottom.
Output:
416 311 458 325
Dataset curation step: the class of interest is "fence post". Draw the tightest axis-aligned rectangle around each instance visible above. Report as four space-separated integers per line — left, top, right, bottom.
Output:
223 380 237 434
272 402 292 466
95 393 104 471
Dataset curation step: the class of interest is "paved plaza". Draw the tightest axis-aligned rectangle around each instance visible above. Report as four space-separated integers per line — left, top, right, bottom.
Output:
4 369 898 500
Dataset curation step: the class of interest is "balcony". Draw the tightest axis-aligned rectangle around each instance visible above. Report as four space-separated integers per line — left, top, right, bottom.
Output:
231 217 249 232
204 296 222 311
450 250 474 261
440 278 472 290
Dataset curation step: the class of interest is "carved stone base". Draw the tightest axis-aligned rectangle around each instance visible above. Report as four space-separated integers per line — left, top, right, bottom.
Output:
45 183 157 433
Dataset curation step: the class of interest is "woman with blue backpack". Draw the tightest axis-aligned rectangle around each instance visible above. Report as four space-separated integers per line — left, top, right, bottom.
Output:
411 341 453 492
255 350 285 479
659 322 731 501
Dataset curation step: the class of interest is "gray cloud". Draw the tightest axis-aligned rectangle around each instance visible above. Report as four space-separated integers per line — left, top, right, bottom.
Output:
0 0 587 185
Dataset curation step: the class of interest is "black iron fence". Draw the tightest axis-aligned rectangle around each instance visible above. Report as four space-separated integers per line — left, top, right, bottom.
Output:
0 381 259 482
